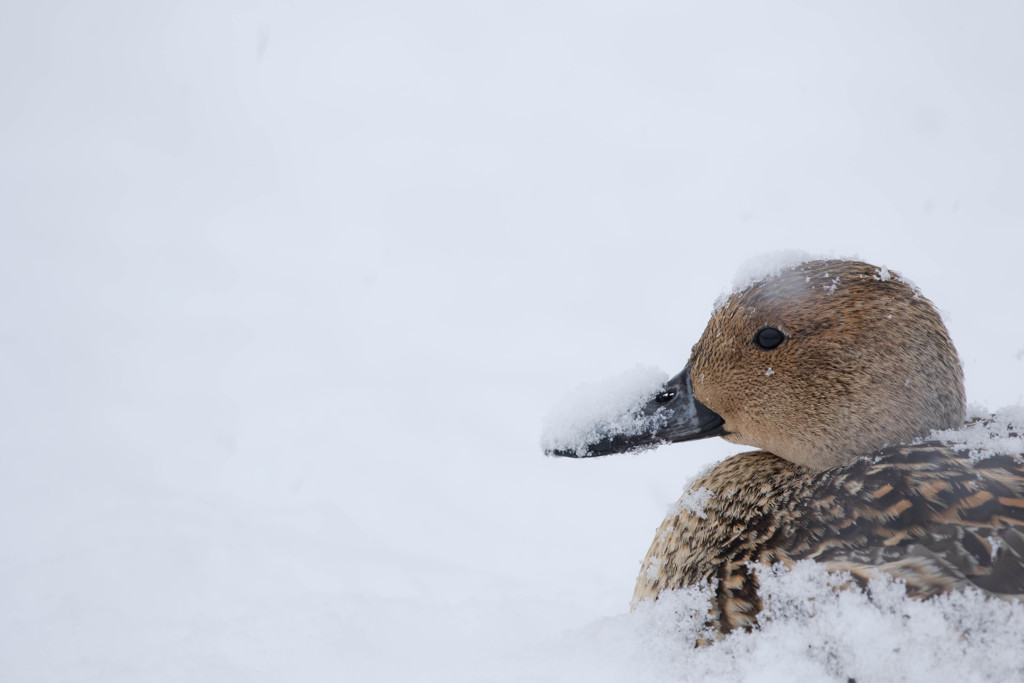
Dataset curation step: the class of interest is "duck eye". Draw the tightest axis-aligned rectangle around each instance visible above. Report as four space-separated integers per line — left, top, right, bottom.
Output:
654 390 676 404
754 327 785 350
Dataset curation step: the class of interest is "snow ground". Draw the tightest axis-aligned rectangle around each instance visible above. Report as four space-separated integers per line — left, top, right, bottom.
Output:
3 1 1024 681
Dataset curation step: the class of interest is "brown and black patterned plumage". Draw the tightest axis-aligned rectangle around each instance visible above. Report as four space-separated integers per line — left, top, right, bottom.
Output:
634 439 1024 633
556 259 1024 635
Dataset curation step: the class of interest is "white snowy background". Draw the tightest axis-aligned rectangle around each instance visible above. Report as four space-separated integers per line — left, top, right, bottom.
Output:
3 1 1024 681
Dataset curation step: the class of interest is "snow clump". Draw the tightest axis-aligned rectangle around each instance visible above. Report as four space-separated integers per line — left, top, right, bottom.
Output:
542 366 669 457
929 404 1024 461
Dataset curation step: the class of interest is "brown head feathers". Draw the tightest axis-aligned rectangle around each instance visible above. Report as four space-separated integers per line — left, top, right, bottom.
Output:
690 259 966 470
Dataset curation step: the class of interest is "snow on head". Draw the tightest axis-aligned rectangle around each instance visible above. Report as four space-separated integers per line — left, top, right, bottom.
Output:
714 249 821 311
710 251 922 312
542 366 669 457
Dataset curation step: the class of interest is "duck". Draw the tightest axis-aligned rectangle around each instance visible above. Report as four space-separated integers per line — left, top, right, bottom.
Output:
548 258 1024 635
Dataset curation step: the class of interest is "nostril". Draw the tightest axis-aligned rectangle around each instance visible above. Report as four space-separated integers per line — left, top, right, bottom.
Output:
654 390 676 404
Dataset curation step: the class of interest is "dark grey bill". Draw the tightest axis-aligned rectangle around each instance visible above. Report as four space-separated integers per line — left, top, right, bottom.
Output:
546 364 725 458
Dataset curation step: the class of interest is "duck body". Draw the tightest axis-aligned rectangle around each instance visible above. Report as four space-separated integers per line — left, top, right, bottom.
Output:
547 258 1024 634
636 441 1024 633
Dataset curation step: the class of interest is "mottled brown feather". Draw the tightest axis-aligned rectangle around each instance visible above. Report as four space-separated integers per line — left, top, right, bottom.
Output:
635 443 1024 633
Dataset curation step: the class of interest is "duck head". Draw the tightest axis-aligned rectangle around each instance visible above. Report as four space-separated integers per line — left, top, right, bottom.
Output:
558 259 967 471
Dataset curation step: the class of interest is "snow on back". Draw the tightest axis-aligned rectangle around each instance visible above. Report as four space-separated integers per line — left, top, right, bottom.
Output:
655 463 723 543
671 486 714 520
713 249 821 310
929 404 1024 460
542 366 668 457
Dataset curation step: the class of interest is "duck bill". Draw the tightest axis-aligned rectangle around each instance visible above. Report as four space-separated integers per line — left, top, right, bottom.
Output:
550 364 725 458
